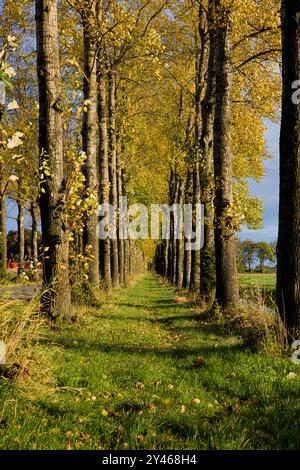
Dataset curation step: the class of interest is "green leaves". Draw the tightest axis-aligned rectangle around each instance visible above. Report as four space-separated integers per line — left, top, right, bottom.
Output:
0 72 13 90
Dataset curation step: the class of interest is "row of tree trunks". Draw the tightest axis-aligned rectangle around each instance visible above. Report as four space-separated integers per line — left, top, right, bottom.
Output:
1 193 39 274
33 0 300 331
157 0 239 311
79 0 146 292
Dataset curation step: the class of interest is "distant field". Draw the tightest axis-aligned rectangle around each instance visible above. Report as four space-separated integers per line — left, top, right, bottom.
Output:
238 273 276 288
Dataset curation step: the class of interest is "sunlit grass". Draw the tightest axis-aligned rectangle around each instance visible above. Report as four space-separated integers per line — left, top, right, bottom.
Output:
239 273 276 288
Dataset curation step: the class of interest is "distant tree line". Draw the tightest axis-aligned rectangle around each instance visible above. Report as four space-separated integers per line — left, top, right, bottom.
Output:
237 239 276 273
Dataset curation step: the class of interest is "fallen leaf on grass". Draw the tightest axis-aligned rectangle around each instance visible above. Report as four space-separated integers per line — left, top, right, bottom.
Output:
192 398 201 405
101 408 109 417
152 380 161 387
193 356 205 367
286 372 297 380
135 382 145 390
147 403 157 411
227 404 240 414
174 296 190 304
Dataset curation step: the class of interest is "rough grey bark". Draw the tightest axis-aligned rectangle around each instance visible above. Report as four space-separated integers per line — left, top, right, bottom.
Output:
82 0 100 287
277 0 300 331
108 65 119 286
0 188 7 274
36 0 71 318
213 2 239 308
30 202 39 268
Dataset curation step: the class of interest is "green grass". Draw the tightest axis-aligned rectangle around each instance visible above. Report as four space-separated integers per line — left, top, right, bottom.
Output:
238 273 276 289
1 274 300 450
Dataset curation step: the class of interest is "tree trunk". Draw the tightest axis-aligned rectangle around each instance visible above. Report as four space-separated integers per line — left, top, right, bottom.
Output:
190 163 201 290
167 168 175 281
36 0 71 318
98 67 111 290
117 153 125 285
97 3 111 290
108 65 119 286
128 239 132 276
17 200 25 275
200 0 216 300
162 239 169 278
0 189 7 274
176 179 184 289
277 0 300 331
172 176 179 285
183 170 192 289
82 1 100 287
124 238 130 285
190 2 207 292
30 202 39 269
213 2 239 309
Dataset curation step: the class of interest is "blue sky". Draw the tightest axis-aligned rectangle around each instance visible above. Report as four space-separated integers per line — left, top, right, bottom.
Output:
239 120 279 243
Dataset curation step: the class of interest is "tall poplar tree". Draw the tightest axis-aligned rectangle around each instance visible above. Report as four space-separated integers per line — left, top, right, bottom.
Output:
82 0 100 287
277 0 300 331
213 0 239 308
36 0 71 318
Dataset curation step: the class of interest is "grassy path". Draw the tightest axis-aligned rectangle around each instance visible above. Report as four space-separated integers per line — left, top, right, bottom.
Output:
1 274 300 449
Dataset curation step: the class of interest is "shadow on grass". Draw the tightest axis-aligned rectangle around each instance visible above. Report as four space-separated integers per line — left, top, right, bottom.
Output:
53 337 246 360
116 303 178 309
